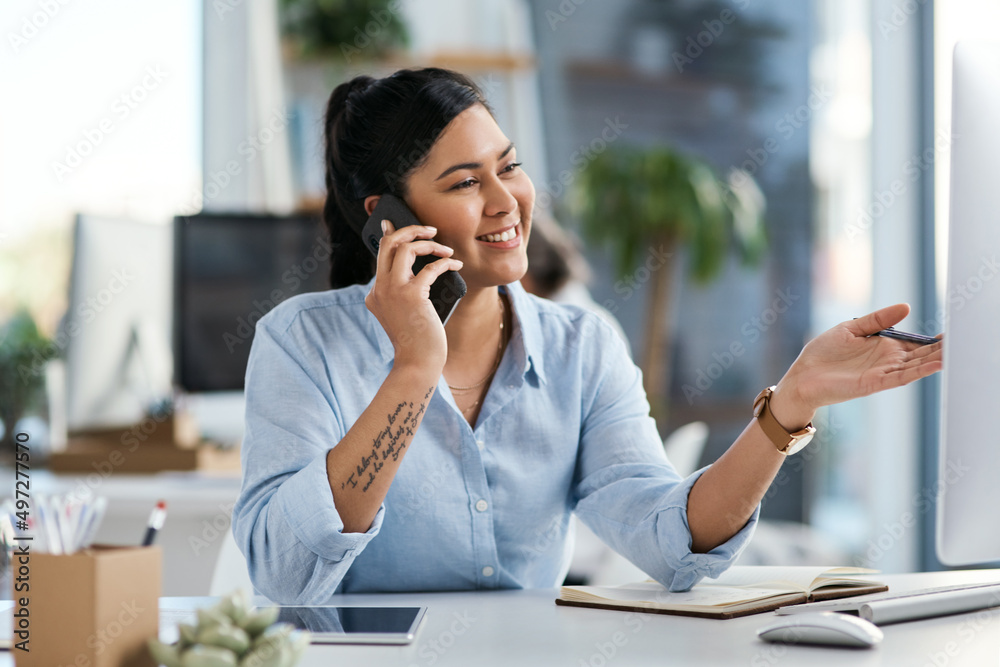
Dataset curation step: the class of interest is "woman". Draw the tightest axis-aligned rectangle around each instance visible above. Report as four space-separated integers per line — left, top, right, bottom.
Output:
232 68 942 604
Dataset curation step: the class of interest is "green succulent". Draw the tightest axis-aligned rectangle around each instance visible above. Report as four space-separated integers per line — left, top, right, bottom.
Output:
149 591 309 667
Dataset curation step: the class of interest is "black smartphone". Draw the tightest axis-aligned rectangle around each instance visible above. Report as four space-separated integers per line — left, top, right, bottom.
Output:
361 194 466 324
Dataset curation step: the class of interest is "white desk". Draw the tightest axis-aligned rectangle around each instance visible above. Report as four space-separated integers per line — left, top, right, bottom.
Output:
8 570 998 666
295 570 1000 666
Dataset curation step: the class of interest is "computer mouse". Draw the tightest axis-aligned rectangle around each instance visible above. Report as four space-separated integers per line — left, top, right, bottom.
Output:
757 611 884 648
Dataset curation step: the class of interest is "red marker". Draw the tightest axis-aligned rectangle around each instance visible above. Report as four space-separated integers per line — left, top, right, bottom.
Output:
141 500 167 547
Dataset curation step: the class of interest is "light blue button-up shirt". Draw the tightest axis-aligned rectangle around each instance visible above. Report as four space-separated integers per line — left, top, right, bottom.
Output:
233 279 758 604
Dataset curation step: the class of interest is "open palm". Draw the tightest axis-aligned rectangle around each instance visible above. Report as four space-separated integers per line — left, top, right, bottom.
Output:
783 303 943 412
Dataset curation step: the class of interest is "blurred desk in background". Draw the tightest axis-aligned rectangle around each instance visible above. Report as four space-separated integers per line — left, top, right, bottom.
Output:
0 468 242 596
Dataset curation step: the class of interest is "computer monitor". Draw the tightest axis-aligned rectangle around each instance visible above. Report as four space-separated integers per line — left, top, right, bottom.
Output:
935 41 1000 566
65 215 174 431
173 212 331 393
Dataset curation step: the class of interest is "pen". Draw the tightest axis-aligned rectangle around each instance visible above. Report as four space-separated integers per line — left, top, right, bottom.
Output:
853 319 940 345
79 496 107 550
871 327 939 345
141 500 167 547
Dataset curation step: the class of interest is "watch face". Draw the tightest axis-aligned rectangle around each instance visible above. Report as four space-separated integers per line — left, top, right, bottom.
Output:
785 433 814 456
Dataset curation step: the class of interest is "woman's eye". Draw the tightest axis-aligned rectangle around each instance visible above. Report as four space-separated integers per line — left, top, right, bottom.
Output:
452 179 476 190
501 161 523 174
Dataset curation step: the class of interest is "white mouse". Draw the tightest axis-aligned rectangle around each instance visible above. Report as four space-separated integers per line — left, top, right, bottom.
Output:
757 611 884 648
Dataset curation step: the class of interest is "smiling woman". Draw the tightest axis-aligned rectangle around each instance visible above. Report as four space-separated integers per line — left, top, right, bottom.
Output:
231 67 943 605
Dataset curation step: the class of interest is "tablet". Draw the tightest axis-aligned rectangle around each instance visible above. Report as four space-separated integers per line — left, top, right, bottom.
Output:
276 606 427 645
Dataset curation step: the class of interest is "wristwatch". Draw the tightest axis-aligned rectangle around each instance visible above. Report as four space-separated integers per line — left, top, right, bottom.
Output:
753 385 816 455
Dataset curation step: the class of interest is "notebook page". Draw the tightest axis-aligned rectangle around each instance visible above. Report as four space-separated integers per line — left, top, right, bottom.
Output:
700 566 879 592
563 582 788 607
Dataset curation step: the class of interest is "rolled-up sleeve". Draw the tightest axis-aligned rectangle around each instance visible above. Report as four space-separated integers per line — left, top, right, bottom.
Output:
233 317 383 604
571 322 758 591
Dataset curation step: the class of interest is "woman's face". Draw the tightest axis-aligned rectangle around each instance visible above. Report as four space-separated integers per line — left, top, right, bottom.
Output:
402 104 534 291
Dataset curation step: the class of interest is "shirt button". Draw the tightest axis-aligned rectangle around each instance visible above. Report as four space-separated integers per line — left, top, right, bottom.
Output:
482 566 495 577
475 499 488 512
476 440 485 450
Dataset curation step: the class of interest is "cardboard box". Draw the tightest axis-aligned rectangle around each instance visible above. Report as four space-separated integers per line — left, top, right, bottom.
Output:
46 438 241 474
14 545 161 667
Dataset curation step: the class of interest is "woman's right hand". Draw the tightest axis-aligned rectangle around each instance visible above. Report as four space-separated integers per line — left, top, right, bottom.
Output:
364 220 462 372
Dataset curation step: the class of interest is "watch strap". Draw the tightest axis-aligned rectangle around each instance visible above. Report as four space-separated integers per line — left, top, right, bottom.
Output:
753 386 816 454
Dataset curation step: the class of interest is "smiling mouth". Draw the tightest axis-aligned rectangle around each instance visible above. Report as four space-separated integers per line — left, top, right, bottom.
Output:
476 222 520 243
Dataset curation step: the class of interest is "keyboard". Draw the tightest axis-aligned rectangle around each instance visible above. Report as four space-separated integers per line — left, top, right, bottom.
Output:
775 581 1000 625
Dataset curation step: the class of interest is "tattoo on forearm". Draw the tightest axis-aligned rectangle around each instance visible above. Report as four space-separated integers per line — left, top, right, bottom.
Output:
342 386 433 493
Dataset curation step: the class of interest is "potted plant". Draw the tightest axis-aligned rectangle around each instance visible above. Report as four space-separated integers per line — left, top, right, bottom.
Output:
0 310 56 451
573 144 766 423
278 0 409 62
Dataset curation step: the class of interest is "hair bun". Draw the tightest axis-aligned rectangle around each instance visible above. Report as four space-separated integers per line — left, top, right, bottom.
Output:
326 75 375 126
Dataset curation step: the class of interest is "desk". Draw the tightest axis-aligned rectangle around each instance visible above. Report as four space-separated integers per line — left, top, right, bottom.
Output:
6 570 998 666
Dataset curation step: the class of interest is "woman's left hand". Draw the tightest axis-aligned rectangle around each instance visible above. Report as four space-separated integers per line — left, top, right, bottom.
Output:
772 303 943 425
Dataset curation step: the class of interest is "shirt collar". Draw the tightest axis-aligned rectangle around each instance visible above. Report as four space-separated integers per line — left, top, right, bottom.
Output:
368 277 547 385
504 280 547 385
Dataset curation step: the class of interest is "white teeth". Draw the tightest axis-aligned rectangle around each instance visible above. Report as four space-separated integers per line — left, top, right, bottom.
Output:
479 226 517 243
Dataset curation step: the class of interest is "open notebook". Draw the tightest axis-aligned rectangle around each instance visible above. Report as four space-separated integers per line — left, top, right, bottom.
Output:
556 566 887 620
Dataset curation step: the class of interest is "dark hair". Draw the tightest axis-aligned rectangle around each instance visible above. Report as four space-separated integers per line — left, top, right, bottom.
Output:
524 212 591 297
322 67 491 288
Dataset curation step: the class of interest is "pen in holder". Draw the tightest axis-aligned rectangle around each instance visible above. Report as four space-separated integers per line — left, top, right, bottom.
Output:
9 496 162 667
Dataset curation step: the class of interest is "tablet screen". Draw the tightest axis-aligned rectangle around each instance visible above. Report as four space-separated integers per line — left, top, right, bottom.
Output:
276 606 427 644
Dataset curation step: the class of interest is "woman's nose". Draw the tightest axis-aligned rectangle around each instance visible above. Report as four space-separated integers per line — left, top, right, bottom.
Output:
483 175 519 217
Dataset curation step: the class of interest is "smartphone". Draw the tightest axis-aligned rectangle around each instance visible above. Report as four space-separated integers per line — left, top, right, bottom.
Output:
361 194 466 324
872 327 939 345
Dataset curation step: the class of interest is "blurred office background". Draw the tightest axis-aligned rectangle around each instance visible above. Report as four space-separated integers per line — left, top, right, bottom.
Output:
0 0 995 592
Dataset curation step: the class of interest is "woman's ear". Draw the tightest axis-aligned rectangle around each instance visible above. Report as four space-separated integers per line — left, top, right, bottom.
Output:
363 195 381 216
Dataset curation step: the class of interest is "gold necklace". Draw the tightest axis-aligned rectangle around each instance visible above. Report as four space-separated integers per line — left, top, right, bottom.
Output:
448 294 506 395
